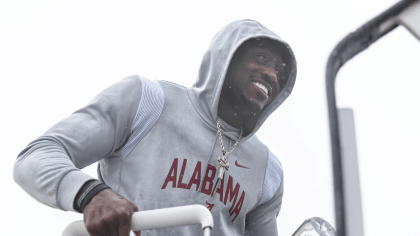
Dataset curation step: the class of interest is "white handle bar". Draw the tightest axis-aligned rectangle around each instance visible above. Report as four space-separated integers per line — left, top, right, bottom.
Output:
62 204 213 236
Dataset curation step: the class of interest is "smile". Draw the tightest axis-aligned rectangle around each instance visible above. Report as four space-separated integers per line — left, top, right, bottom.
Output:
253 82 268 95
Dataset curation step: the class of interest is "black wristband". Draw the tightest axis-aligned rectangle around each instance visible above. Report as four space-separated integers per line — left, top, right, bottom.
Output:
77 182 110 213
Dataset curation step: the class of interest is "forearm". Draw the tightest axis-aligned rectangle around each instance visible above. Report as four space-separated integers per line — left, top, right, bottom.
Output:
13 137 96 211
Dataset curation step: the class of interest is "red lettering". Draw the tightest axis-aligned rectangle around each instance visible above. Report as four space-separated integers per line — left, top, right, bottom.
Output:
230 191 245 223
177 159 188 189
200 164 216 195
205 201 214 211
216 173 225 203
187 161 202 190
224 176 240 212
161 158 178 189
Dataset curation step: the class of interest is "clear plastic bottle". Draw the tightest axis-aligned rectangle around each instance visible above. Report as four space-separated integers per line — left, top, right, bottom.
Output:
292 217 336 236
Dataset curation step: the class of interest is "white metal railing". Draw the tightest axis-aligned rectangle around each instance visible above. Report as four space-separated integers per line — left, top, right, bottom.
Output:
62 204 213 236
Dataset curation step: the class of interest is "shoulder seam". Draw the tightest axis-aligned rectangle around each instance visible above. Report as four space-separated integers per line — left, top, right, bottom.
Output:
120 76 165 159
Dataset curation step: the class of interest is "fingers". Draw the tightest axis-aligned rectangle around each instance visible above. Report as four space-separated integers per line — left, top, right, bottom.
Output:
85 209 134 236
117 210 134 236
133 203 139 212
131 204 141 236
84 209 115 236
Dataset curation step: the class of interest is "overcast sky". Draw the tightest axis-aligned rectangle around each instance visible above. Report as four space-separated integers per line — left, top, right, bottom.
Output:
1 1 419 235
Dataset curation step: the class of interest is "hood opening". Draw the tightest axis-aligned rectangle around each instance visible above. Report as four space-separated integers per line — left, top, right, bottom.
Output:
186 19 297 141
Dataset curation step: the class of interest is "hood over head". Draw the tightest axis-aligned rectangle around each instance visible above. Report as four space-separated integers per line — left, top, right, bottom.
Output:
186 19 297 141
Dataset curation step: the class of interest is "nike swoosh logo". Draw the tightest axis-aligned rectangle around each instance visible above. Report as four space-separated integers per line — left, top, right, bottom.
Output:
235 160 250 169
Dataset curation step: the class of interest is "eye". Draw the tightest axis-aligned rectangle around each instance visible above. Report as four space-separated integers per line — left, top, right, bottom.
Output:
257 54 268 63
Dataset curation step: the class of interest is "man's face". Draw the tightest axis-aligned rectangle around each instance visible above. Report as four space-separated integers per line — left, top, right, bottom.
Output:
221 46 285 113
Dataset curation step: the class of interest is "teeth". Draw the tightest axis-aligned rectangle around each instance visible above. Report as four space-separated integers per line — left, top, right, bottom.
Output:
253 82 268 95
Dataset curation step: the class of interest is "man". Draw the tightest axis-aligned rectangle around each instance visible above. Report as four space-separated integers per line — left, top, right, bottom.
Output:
13 19 297 236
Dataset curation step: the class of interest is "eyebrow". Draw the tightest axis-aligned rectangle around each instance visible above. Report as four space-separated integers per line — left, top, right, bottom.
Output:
255 49 283 61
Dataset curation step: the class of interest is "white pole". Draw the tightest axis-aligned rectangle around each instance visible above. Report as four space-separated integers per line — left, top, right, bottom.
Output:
338 109 364 236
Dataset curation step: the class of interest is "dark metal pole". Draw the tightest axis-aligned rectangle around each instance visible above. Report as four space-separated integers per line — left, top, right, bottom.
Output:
325 1 418 236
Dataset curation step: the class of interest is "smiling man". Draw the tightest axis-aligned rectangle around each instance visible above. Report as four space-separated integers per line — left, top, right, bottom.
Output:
14 20 297 236
218 38 291 136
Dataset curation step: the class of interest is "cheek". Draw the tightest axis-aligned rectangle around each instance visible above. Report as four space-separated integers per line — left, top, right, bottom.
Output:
246 62 259 71
274 83 281 94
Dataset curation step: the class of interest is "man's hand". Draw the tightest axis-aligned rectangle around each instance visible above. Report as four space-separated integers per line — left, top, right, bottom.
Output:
83 188 141 236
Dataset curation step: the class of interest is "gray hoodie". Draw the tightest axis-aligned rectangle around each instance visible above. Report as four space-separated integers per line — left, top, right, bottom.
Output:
14 19 297 236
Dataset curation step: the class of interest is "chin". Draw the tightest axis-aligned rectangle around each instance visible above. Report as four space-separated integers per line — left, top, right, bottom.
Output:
237 93 267 114
245 98 266 114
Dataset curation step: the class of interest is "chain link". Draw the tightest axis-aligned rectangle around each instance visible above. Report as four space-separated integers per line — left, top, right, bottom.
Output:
216 117 243 159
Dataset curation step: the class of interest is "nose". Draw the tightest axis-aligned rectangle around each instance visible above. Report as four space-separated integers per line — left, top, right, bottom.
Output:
262 66 278 83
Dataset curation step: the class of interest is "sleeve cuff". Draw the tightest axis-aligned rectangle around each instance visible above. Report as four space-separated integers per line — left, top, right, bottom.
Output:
57 170 96 212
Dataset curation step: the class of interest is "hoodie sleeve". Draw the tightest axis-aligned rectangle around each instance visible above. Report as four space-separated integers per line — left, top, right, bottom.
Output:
13 75 143 212
245 149 284 236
